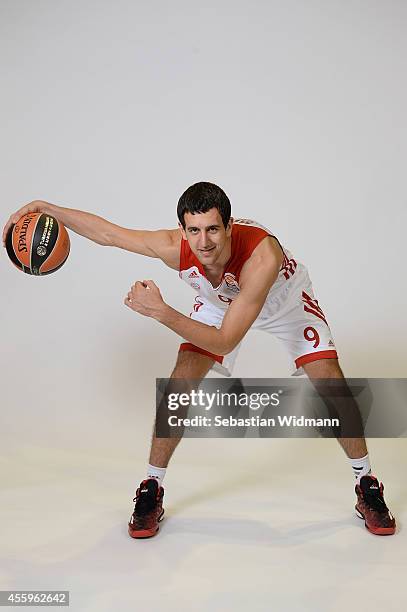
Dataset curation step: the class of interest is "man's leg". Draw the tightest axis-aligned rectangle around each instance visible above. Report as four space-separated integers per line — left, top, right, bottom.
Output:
149 349 215 469
128 349 214 539
302 358 368 459
302 358 396 535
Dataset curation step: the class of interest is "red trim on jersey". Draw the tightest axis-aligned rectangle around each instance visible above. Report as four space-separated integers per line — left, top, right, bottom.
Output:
227 224 270 281
295 350 338 369
179 342 224 364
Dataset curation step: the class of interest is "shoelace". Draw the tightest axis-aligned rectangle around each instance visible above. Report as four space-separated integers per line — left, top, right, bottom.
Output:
362 486 389 513
132 489 158 516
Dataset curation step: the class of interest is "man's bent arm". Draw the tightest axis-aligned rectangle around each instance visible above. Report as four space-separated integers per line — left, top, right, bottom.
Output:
156 253 281 355
158 305 229 355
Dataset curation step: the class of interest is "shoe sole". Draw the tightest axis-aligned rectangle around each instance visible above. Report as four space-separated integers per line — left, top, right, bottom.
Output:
128 509 165 539
355 506 395 536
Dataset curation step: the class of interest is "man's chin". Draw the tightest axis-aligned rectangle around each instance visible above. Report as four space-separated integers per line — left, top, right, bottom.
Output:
197 249 217 264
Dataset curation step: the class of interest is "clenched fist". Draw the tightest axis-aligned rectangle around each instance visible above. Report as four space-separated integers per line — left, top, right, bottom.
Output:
124 279 166 319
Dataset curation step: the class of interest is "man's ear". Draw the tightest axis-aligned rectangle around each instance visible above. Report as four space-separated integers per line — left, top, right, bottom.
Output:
226 217 234 235
178 222 187 240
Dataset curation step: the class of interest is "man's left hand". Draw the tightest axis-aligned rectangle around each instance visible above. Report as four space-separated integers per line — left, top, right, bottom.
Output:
124 280 166 319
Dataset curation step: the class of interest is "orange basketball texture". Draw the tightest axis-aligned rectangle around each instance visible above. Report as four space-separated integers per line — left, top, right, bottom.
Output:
5 213 70 275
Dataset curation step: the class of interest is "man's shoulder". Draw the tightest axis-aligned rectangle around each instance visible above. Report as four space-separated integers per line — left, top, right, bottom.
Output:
250 235 284 263
227 220 276 276
231 219 283 263
167 228 182 247
239 237 284 287
150 228 181 270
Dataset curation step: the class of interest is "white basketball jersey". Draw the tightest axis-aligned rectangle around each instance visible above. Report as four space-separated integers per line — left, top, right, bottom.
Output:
179 218 299 309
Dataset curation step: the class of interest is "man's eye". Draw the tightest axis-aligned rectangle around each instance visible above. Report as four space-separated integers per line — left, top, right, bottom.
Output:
209 228 218 233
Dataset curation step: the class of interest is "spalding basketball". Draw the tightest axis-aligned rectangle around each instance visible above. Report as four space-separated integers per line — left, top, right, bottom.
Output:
5 212 70 275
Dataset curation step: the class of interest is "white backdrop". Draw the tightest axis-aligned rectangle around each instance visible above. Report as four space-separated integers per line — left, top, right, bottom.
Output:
1 0 406 456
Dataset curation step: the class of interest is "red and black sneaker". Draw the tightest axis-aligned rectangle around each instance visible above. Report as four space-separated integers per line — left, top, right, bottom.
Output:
128 478 165 539
355 475 396 536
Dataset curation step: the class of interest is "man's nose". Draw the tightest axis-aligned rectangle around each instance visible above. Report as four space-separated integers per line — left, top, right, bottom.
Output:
199 231 210 248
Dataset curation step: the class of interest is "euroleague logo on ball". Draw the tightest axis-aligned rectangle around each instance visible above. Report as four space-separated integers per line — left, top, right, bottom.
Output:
224 273 240 292
36 245 47 256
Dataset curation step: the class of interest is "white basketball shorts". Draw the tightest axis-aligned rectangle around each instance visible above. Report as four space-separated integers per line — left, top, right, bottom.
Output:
179 262 338 376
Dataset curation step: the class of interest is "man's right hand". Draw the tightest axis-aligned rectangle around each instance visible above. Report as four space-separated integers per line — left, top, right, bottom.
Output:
2 200 54 247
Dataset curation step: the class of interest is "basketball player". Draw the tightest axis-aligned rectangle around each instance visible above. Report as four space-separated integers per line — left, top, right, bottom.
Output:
2 182 396 537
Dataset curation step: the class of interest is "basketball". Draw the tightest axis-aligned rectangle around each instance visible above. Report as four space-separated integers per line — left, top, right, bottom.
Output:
5 212 70 275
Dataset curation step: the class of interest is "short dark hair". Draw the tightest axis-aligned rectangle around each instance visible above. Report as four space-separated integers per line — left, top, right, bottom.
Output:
177 181 231 229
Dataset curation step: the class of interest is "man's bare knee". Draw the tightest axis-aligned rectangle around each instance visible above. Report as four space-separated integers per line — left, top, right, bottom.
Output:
154 351 214 441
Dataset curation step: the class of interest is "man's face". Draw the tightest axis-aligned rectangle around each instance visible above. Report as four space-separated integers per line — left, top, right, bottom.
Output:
180 208 232 266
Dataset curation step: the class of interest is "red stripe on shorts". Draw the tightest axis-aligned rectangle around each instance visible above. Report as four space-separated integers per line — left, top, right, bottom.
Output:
179 343 224 364
295 350 338 369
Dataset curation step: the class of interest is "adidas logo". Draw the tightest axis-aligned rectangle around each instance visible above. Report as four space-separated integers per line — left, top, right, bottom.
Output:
328 340 334 346
188 270 199 278
370 485 379 490
141 488 148 493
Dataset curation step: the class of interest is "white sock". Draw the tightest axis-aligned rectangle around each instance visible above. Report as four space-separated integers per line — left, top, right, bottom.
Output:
146 464 167 487
350 453 372 483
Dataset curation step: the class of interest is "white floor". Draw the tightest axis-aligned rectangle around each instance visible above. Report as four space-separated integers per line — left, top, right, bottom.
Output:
0 437 405 612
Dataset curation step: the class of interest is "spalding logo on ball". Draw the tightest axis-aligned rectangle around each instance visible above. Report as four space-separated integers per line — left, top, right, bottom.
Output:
6 212 70 275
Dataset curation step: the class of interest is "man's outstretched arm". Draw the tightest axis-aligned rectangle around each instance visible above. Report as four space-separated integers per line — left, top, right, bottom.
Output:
2 200 180 269
125 238 282 355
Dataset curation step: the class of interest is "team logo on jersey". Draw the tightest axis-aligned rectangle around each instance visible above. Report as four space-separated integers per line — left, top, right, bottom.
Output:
224 273 240 293
187 269 200 289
